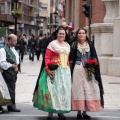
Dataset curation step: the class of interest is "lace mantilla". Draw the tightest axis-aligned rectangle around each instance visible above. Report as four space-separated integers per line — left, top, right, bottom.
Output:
47 41 70 54
77 44 90 55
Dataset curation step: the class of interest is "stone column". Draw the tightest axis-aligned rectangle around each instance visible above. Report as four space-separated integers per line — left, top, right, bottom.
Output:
113 0 120 57
90 0 118 75
74 0 80 30
108 0 120 76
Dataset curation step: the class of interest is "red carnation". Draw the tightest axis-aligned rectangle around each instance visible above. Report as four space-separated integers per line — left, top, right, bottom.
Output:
84 59 98 81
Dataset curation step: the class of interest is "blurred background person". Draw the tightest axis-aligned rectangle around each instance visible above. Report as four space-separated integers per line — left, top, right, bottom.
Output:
40 34 48 58
19 35 26 62
28 34 35 61
35 36 41 61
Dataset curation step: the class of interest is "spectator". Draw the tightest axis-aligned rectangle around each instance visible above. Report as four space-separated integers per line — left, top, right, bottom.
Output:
40 34 48 58
0 34 21 112
28 34 35 61
19 35 26 62
35 37 41 61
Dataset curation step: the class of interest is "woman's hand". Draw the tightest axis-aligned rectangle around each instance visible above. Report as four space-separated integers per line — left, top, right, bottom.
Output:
47 70 55 80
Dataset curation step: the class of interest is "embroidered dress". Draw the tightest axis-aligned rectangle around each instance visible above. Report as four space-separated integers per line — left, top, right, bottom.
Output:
72 44 103 111
0 70 11 106
33 41 71 113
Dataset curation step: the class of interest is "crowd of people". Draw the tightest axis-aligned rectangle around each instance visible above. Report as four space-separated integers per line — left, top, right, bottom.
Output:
0 26 104 120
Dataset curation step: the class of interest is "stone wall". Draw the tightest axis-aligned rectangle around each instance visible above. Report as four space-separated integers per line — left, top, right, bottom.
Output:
91 0 120 77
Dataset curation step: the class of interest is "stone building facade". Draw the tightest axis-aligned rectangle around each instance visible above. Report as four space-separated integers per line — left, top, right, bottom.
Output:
93 0 120 77
65 0 120 77
65 0 105 30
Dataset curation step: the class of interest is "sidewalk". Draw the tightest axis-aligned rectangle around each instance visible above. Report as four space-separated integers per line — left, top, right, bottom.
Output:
16 55 120 110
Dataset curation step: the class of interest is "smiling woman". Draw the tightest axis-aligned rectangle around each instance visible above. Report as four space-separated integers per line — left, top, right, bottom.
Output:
70 28 104 119
33 26 71 120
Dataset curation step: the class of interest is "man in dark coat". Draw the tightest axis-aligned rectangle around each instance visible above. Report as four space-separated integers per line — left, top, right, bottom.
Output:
40 34 49 58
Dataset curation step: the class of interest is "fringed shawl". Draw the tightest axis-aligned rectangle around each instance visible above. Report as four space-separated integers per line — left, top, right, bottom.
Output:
69 40 104 108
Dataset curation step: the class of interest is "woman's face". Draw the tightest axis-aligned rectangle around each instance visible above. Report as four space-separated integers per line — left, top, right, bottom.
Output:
77 29 86 41
57 29 66 42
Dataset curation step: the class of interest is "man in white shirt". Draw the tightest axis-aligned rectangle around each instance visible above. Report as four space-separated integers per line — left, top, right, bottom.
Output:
0 34 21 112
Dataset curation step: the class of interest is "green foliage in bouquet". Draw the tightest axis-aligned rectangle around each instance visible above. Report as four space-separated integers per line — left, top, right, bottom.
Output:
84 59 98 81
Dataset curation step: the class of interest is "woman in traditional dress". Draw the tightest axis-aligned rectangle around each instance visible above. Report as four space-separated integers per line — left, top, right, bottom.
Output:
70 28 104 119
0 68 11 112
33 26 71 120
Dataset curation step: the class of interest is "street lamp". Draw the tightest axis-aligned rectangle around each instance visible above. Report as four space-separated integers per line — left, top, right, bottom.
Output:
12 0 21 35
53 10 58 31
15 0 18 35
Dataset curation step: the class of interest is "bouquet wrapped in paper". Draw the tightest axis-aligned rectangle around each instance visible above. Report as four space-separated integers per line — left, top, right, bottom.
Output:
84 59 98 81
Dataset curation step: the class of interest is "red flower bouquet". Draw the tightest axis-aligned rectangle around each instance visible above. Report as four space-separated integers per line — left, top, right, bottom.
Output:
48 60 59 71
84 59 98 81
47 60 60 83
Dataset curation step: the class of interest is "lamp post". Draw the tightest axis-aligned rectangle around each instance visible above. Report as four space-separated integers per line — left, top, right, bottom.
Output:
15 0 18 35
53 10 58 31
12 0 20 35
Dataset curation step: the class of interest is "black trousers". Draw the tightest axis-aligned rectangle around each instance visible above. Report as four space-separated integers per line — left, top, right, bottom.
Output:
2 68 17 105
36 50 41 60
20 50 25 61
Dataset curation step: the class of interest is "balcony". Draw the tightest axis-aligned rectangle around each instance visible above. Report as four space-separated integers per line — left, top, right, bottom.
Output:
22 15 34 24
0 14 14 22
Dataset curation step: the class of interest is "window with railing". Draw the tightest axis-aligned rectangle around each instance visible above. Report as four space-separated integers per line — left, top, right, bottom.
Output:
40 4 48 12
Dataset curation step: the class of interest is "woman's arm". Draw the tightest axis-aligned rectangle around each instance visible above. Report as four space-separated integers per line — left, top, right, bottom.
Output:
44 48 53 73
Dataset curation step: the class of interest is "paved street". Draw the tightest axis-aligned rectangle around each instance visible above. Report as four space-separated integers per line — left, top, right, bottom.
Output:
1 54 120 120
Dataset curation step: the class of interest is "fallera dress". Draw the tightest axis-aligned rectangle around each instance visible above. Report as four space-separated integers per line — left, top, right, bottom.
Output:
0 70 11 106
33 41 71 113
72 44 103 111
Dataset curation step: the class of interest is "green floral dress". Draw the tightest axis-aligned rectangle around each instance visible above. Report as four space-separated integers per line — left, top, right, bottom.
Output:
33 41 71 113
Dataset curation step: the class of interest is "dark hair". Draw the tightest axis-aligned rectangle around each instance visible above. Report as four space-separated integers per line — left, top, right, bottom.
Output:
74 28 91 42
53 25 69 42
